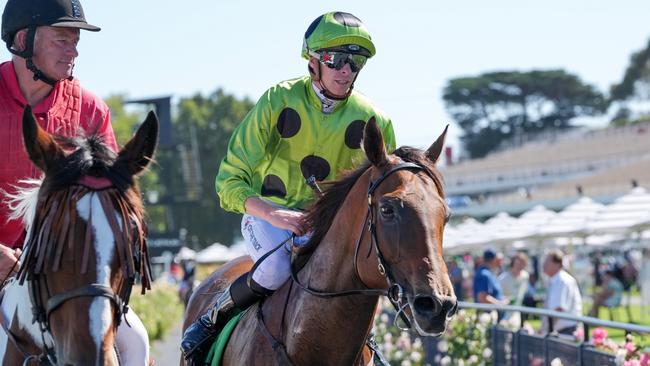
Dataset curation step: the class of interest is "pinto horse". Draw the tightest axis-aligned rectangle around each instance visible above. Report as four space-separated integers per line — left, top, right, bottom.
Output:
182 119 457 365
0 107 158 365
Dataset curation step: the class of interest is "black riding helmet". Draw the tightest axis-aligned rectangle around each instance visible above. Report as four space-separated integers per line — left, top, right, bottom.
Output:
1 0 99 85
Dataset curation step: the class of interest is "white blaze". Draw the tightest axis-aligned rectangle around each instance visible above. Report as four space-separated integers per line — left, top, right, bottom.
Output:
77 193 116 356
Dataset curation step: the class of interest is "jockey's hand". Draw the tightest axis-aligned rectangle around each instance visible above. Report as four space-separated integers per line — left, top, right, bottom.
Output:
266 208 306 235
0 244 21 281
244 197 307 235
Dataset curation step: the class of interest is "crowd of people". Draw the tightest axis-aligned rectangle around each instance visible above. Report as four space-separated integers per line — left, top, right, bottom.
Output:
447 246 650 335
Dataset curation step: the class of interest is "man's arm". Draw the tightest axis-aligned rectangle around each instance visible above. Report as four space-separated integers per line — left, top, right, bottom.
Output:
0 244 21 280
477 292 508 305
244 197 306 235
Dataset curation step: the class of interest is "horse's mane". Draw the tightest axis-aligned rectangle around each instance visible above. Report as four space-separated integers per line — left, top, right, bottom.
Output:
12 133 152 293
300 146 445 255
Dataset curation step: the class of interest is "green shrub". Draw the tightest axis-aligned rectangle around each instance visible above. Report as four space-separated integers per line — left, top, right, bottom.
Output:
129 283 184 341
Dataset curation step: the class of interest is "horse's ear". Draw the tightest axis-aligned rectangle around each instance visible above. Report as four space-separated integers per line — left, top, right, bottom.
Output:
22 106 64 172
425 124 449 165
115 111 159 175
363 117 388 167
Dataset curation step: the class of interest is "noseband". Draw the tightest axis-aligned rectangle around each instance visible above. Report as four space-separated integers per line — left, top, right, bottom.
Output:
12 177 138 365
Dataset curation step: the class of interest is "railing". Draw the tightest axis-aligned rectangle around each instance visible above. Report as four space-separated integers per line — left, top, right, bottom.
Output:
458 302 650 366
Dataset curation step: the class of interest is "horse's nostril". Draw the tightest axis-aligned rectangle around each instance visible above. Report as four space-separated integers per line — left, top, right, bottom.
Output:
413 296 442 316
445 298 459 318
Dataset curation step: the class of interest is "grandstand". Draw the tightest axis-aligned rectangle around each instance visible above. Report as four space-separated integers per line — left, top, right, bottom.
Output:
441 121 650 219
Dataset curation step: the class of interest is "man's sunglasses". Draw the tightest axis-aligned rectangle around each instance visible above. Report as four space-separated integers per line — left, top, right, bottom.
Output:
314 50 367 73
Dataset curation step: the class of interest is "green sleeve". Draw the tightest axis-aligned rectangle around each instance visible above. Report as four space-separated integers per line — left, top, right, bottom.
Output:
215 91 272 214
382 118 397 153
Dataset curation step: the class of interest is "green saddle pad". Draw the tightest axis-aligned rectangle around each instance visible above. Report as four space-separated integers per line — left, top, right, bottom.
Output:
204 309 245 366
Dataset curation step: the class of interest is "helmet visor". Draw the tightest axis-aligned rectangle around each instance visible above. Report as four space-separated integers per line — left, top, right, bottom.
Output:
317 50 367 73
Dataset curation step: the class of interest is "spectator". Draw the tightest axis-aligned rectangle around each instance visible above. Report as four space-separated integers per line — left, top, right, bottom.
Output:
640 248 650 319
473 249 507 306
494 251 505 275
447 258 464 301
541 249 583 335
588 269 623 317
498 252 530 306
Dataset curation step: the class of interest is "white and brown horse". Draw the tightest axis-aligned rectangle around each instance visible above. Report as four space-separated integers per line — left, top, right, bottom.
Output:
0 107 157 365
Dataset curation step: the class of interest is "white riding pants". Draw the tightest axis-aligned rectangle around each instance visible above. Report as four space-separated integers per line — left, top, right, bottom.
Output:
241 214 309 291
115 310 150 365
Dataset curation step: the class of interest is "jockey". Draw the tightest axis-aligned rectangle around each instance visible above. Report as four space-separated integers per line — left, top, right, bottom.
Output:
181 11 396 363
0 0 149 364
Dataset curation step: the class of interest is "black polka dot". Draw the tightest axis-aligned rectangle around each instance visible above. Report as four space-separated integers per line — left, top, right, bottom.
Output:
300 155 331 181
333 12 362 27
345 120 366 149
277 108 301 138
305 15 324 39
261 175 287 198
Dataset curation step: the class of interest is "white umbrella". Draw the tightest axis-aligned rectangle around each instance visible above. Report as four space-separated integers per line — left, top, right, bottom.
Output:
482 212 518 242
175 246 197 261
195 242 240 264
586 187 650 235
446 217 489 250
539 196 605 238
493 205 557 243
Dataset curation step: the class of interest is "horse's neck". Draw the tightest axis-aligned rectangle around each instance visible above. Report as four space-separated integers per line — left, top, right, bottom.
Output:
280 176 379 364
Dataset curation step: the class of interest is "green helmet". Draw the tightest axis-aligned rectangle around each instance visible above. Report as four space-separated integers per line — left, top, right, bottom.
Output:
302 11 375 60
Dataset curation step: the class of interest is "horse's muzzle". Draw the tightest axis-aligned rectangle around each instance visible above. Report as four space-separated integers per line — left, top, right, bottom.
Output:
411 294 458 335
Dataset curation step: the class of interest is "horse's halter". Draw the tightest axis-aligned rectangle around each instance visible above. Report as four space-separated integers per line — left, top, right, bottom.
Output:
290 161 438 325
20 176 140 366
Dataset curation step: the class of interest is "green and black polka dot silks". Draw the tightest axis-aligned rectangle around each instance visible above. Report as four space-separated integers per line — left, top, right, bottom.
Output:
215 76 396 214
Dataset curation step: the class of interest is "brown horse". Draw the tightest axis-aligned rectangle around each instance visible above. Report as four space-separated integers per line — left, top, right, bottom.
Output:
0 107 157 365
182 119 456 365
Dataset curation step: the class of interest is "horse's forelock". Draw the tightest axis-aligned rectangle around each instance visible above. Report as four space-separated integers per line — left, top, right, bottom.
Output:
393 146 446 198
2 178 43 226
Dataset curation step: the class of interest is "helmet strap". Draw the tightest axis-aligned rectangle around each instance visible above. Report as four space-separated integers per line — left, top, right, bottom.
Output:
8 26 71 87
6 26 36 59
26 58 60 86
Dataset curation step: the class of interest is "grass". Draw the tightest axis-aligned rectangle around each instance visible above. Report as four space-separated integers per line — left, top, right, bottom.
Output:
129 283 185 341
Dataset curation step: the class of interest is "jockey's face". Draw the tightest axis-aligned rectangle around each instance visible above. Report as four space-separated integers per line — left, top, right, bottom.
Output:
310 56 358 98
31 26 80 81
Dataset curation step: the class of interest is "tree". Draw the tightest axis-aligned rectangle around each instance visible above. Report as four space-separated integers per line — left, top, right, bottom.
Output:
609 38 650 126
610 38 650 102
155 89 254 248
443 70 607 158
105 95 167 232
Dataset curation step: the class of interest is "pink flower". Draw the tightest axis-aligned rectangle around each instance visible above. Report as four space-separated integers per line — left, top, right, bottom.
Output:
592 328 608 345
625 342 637 353
640 353 650 366
573 328 585 342
623 360 641 366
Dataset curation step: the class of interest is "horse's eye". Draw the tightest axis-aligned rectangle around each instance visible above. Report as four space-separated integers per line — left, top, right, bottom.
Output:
445 211 452 224
380 204 394 218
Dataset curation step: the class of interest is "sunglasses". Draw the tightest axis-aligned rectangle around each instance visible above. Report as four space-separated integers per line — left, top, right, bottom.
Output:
315 50 367 72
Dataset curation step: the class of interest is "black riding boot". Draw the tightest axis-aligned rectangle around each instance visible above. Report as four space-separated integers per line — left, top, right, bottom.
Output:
180 273 270 365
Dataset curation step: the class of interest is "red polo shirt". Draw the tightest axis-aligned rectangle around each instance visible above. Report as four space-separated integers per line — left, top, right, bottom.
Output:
0 60 117 248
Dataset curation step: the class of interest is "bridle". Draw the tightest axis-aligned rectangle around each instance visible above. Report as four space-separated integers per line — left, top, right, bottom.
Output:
7 176 141 366
291 162 436 311
256 161 440 364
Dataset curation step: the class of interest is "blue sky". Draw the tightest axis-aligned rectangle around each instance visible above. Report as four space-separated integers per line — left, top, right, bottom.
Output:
2 1 649 155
